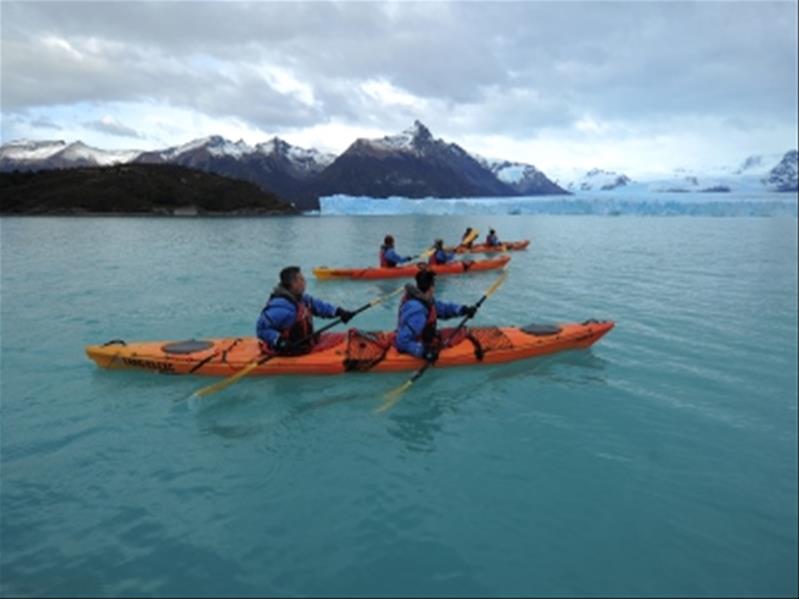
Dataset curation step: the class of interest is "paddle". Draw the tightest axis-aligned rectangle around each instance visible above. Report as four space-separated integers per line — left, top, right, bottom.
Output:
190 285 405 400
450 227 480 253
376 266 509 413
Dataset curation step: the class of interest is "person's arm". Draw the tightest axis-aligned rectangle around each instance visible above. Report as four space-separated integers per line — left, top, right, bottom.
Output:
304 294 339 318
434 299 467 320
395 304 427 358
256 302 295 347
385 247 411 265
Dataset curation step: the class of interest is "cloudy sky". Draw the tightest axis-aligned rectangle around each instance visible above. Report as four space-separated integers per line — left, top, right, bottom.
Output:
1 1 797 176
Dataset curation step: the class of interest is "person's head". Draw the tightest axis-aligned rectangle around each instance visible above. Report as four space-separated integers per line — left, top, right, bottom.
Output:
489 228 496 235
415 269 436 300
280 266 306 296
384 235 394 247
463 227 472 236
434 238 444 249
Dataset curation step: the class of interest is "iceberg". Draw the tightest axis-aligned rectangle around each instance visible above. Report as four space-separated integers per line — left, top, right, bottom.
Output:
319 192 798 217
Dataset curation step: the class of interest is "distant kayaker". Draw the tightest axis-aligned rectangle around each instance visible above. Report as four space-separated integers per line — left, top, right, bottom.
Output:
395 270 477 362
486 229 501 246
380 235 413 268
256 266 355 354
460 227 475 248
429 239 456 265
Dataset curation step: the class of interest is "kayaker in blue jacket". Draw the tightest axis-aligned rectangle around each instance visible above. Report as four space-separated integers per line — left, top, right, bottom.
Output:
380 235 413 268
429 239 456 265
256 266 355 354
486 229 501 246
394 270 477 362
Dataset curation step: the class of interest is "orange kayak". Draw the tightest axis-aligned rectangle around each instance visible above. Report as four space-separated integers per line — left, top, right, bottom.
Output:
313 255 510 280
453 240 530 254
85 320 614 377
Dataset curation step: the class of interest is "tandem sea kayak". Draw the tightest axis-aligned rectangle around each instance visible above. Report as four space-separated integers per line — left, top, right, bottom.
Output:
453 240 530 254
85 320 614 377
313 255 510 280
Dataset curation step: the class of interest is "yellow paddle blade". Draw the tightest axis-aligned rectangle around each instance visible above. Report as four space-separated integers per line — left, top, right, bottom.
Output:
416 248 434 261
463 228 479 246
375 380 413 413
192 359 260 399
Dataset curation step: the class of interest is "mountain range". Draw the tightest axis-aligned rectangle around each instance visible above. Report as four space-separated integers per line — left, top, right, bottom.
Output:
0 122 566 210
553 151 797 194
1 123 796 211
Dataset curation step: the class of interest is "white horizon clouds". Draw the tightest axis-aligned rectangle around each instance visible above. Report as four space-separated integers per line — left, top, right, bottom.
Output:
1 1 796 175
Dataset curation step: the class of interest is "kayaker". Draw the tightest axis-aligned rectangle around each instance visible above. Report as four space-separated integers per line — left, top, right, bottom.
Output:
256 266 355 354
486 229 501 246
380 235 413 268
394 270 477 362
429 239 456 265
460 227 475 249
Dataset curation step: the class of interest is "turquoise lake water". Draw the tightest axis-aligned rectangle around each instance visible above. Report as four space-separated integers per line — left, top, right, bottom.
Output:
1 215 797 596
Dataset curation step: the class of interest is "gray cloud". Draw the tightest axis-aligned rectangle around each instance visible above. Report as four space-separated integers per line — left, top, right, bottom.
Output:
30 116 61 130
83 118 143 138
1 1 796 143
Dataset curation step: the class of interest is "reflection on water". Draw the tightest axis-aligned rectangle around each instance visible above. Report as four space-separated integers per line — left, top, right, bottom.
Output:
189 348 611 452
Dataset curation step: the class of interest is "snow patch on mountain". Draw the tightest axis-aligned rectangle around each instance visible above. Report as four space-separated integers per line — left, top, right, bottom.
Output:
0 140 68 161
566 168 632 191
365 120 433 154
256 137 335 171
53 142 141 166
207 139 253 159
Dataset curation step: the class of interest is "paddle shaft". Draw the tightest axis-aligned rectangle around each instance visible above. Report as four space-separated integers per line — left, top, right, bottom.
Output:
255 293 394 367
191 286 404 399
407 286 494 382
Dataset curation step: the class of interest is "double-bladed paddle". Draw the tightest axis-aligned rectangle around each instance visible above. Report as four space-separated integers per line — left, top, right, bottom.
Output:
189 285 405 400
376 266 509 413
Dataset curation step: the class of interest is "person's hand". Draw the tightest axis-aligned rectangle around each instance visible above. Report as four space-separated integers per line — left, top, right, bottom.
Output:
422 347 439 363
461 304 478 318
336 308 355 323
275 338 290 352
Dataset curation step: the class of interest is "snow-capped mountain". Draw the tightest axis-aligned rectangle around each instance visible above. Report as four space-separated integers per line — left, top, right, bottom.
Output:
563 168 632 192
0 140 141 171
478 158 567 195
640 151 797 193
254 137 335 177
135 135 335 208
762 150 798 192
0 139 68 162
310 121 520 200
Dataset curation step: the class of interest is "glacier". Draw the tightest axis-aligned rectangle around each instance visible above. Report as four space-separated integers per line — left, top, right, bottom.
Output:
318 191 798 217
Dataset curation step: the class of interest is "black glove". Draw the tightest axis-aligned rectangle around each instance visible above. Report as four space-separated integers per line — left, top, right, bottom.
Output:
460 304 478 318
422 347 439 364
274 338 290 352
336 307 355 323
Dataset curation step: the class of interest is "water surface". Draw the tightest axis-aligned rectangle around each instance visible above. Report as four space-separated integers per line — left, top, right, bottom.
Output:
1 215 797 596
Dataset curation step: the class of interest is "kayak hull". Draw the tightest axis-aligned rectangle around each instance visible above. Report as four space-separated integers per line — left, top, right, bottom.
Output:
453 240 530 254
85 320 614 377
313 255 510 280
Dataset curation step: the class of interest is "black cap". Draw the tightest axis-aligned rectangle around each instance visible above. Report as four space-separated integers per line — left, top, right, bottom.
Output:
416 269 436 292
